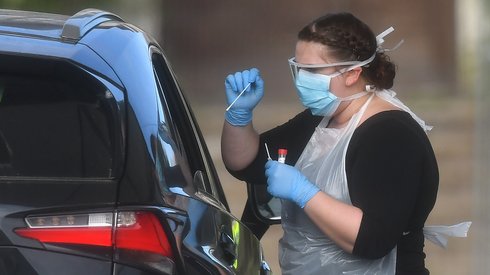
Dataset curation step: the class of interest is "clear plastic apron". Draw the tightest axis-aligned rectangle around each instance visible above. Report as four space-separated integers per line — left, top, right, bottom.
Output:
279 90 471 275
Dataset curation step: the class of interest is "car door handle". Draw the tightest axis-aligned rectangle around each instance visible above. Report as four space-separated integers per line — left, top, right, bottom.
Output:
218 228 236 264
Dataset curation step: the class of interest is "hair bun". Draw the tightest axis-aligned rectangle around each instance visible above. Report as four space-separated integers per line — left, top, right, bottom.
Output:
297 12 396 89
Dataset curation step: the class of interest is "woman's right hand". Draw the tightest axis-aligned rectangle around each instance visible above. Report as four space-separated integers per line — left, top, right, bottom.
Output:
224 68 264 126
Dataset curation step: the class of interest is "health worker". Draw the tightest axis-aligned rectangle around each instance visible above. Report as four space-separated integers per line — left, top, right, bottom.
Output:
221 12 461 275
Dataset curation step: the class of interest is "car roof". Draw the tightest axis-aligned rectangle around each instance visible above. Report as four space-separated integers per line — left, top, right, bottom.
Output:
0 8 168 143
0 8 123 42
0 8 156 90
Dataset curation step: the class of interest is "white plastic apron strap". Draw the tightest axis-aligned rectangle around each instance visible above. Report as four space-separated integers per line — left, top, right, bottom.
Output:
423 221 472 249
375 89 433 132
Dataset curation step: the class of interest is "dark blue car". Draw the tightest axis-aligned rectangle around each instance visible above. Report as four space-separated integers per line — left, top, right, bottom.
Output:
0 8 272 275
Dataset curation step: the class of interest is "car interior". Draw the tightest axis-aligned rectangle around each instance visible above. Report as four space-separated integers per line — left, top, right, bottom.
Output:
0 57 116 178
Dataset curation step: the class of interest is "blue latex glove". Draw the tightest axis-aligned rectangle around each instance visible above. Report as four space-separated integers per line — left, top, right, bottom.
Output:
265 160 320 208
224 68 264 126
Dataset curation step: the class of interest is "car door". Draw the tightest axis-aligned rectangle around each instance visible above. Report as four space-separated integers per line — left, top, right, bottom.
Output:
151 49 269 274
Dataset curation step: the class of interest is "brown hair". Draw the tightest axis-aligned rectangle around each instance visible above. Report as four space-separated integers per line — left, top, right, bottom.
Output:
298 12 396 89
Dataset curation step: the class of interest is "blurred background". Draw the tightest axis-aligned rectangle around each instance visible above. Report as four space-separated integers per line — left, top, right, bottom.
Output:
0 0 488 273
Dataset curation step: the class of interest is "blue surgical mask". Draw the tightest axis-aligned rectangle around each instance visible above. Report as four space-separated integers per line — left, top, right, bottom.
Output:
295 69 367 116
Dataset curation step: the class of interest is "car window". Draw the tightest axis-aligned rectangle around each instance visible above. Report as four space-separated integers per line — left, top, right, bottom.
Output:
0 58 119 178
151 51 229 209
153 69 194 194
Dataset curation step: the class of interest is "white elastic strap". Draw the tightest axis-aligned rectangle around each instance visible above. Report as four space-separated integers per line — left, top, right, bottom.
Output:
338 52 376 74
366 85 376 92
380 39 404 52
338 26 399 73
338 91 369 102
376 26 395 46
376 26 404 52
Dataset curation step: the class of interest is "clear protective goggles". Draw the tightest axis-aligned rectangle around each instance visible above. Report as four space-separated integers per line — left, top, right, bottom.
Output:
288 53 375 81
288 26 402 82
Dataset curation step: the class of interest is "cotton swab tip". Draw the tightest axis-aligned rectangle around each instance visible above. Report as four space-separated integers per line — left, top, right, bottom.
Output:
264 143 272 160
225 82 252 111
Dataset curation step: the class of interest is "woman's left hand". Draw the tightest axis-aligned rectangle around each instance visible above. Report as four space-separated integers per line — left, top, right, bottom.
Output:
264 160 320 208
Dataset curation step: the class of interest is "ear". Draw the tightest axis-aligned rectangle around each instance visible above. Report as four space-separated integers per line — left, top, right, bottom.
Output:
344 67 362 86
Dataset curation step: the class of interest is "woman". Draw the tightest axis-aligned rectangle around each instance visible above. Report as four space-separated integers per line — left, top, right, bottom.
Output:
221 12 438 274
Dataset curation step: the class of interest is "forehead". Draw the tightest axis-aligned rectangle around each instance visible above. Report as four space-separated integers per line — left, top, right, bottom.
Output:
295 41 337 64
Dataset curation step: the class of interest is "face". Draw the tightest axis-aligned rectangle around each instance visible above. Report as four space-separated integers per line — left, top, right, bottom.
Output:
294 41 350 98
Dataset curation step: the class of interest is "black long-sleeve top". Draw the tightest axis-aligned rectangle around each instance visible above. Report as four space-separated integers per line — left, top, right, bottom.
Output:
228 109 439 274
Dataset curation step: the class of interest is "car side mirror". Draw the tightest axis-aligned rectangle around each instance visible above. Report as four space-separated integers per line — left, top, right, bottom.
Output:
247 182 281 224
